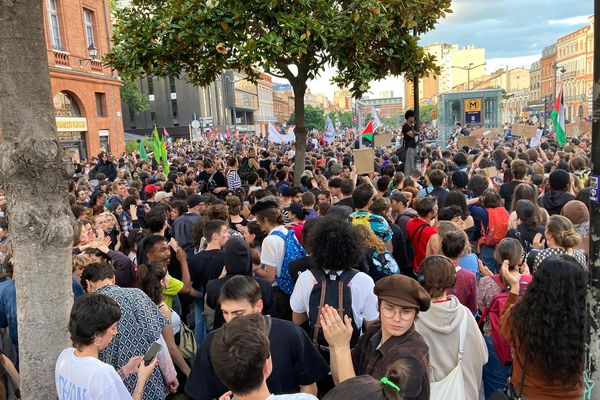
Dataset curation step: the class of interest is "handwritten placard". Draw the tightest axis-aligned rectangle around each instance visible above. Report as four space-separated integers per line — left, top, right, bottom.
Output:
457 135 477 148
353 148 375 175
374 134 392 147
512 124 537 138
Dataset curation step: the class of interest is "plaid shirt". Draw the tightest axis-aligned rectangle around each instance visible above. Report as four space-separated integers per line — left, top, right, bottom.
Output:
351 322 430 400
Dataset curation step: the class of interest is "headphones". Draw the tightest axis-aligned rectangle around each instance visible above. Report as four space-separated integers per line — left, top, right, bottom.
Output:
417 254 457 287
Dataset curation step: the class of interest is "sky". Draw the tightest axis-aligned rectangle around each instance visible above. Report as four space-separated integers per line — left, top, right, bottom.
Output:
283 0 593 101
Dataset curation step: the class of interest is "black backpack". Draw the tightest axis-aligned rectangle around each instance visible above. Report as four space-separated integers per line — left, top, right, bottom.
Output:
238 157 255 182
308 268 359 348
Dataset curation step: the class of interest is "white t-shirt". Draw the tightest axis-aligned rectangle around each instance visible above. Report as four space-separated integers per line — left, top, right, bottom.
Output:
290 269 379 328
55 347 132 400
261 226 288 278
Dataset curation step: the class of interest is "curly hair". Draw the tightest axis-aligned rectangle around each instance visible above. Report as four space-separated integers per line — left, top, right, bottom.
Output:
308 217 363 271
510 255 585 386
353 224 385 253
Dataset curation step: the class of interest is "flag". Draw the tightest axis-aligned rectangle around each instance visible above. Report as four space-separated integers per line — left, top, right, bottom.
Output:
287 125 295 135
323 115 336 144
268 122 295 144
234 129 239 138
361 119 374 142
551 85 566 146
163 127 169 137
371 106 382 131
160 131 170 175
226 129 231 139
152 125 161 163
139 140 148 161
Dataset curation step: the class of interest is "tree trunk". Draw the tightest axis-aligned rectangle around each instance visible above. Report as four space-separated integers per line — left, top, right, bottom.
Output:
292 82 308 185
586 1 600 396
0 0 75 397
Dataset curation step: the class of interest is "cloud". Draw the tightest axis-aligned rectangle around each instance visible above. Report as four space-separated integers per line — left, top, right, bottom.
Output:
548 15 590 25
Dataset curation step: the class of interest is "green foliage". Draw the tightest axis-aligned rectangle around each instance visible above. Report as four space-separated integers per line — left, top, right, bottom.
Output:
419 104 436 123
106 0 451 99
328 110 354 129
289 105 325 131
381 113 402 129
121 79 150 112
125 138 153 153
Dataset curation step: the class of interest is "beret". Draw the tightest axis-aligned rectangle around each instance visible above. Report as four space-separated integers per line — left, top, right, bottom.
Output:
250 200 278 215
374 275 431 312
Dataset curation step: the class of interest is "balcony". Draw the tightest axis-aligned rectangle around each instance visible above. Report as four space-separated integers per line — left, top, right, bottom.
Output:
90 60 103 73
564 94 587 102
53 50 70 68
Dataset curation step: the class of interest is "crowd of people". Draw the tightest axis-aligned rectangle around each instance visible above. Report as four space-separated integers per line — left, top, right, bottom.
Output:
0 109 592 400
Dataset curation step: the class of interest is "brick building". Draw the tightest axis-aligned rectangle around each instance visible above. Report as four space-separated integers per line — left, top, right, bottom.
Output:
43 0 124 160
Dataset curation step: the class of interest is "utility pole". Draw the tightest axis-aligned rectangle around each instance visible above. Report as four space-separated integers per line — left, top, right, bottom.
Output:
412 27 420 131
585 0 599 396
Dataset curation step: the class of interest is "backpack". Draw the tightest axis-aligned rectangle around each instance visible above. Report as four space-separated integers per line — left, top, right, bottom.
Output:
349 211 373 229
478 275 532 365
407 221 429 271
574 170 590 189
238 157 255 182
479 207 509 247
369 250 400 282
308 268 359 348
269 229 306 295
178 320 197 360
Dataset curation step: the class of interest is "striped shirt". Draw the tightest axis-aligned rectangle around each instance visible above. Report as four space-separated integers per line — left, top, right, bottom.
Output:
227 170 242 191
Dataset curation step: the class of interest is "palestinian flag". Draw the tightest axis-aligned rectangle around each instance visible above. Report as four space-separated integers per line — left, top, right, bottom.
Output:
362 119 374 142
551 86 566 146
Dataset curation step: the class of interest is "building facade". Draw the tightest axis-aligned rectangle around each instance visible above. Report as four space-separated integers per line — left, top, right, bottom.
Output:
439 45 486 93
256 74 277 136
122 71 260 138
42 0 125 160
555 17 593 121
540 45 557 100
359 97 404 123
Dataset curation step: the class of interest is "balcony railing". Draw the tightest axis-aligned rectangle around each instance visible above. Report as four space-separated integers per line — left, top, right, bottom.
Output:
90 60 103 73
53 50 70 67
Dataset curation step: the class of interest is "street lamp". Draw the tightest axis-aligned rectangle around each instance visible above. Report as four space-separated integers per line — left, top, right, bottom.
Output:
223 72 247 134
552 62 567 103
451 63 486 91
79 43 97 67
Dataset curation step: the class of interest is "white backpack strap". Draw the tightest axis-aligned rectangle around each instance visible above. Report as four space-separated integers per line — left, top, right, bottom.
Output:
457 307 468 362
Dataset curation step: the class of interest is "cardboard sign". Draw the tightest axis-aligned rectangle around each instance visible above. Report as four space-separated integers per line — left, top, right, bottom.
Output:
374 134 392 147
353 148 375 175
457 135 477 148
485 166 499 177
512 124 538 138
567 121 591 137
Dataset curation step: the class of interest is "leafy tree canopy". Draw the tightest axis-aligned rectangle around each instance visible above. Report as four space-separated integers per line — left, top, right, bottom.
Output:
328 110 355 130
106 0 451 98
121 79 150 112
419 104 436 123
288 105 325 131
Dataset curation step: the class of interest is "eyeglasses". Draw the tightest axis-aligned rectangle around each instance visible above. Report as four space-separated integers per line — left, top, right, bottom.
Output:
380 303 416 321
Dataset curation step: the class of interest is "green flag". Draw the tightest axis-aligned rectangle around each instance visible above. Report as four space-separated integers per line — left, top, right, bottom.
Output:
550 87 566 147
152 125 161 163
160 132 170 175
139 140 148 161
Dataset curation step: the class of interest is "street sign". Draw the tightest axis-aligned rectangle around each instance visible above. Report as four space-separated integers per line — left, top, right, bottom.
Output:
191 120 200 129
352 116 357 123
464 99 482 124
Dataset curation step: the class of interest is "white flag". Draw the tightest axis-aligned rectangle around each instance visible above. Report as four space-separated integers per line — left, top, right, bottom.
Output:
268 122 295 144
323 116 336 144
371 106 382 131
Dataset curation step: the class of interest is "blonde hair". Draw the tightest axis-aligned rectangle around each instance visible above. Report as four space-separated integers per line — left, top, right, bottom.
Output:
353 224 386 253
72 254 93 273
435 221 469 256
546 215 581 250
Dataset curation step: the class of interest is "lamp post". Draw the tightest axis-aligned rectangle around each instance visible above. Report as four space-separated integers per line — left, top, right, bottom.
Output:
451 63 486 91
223 72 247 134
79 43 97 67
549 62 566 129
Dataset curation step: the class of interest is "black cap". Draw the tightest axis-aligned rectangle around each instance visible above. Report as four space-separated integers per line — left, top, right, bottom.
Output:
251 200 279 215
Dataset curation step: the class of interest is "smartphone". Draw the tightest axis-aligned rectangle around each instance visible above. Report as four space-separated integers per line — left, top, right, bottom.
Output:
143 342 162 366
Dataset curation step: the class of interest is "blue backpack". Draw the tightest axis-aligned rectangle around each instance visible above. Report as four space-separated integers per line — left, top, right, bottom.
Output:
269 230 306 295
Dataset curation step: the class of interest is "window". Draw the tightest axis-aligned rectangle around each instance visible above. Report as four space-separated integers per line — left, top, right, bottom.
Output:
47 0 62 49
169 77 177 94
83 9 95 49
171 99 179 126
147 77 154 95
128 107 136 129
151 111 157 124
54 92 81 116
95 92 106 117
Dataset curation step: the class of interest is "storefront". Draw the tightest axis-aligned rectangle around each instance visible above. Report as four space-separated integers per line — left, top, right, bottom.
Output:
54 91 88 161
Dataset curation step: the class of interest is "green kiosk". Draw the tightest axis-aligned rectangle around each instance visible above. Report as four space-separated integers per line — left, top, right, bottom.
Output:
437 89 502 147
